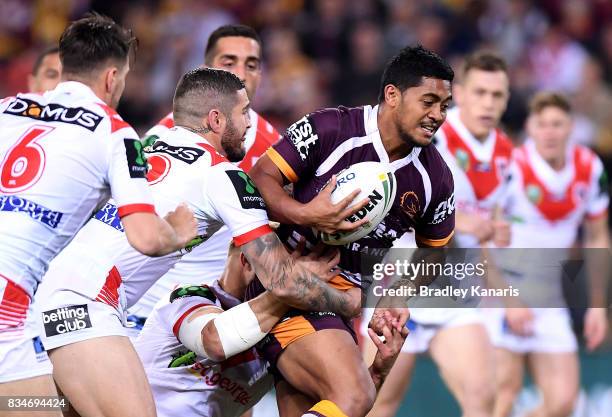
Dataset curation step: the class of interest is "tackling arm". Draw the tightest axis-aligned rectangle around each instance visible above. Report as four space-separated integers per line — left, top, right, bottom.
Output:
241 232 361 318
178 292 288 362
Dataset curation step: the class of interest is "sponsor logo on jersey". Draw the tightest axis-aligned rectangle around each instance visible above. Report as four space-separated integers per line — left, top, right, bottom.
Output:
429 193 455 225
0 195 63 228
42 305 92 337
124 138 148 178
148 140 206 164
4 98 103 131
187 361 254 405
32 336 47 362
226 170 266 210
168 350 197 368
286 116 318 161
92 202 124 232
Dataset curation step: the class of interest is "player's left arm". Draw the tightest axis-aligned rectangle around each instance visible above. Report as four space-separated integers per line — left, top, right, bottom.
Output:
582 159 610 351
367 325 409 391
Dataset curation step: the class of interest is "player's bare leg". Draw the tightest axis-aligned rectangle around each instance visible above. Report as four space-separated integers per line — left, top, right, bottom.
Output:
276 380 315 417
0 375 63 417
276 329 376 417
492 348 524 417
429 323 495 417
49 336 156 417
525 352 579 417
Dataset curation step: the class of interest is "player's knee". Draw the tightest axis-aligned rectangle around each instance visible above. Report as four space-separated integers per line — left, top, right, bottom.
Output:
497 375 522 402
545 394 577 417
330 378 376 417
461 378 495 414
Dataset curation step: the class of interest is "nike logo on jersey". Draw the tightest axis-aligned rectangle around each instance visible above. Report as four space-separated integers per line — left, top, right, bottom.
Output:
4 98 103 131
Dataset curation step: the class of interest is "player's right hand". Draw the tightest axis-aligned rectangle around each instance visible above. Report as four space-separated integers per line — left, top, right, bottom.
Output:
504 307 534 336
303 175 370 234
164 203 198 249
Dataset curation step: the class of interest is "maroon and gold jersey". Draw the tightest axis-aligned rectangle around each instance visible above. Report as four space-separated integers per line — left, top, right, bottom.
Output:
268 105 455 285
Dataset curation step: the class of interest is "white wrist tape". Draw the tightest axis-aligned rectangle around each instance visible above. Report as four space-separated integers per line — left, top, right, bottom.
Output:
178 312 218 358
213 302 267 358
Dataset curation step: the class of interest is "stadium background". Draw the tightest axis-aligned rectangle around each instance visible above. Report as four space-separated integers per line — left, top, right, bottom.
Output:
1 0 610 415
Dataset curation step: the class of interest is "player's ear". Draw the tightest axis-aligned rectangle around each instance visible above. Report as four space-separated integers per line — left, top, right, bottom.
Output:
207 109 225 134
384 84 401 108
104 66 118 96
240 252 254 275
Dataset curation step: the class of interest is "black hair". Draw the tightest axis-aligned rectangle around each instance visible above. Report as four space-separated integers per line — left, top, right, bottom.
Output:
32 46 60 75
59 12 137 76
173 67 246 118
204 24 261 64
378 45 454 103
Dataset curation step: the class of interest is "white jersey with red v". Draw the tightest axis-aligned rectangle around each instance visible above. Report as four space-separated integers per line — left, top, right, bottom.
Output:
128 109 281 318
434 107 513 247
0 82 154 331
503 140 609 248
38 126 272 315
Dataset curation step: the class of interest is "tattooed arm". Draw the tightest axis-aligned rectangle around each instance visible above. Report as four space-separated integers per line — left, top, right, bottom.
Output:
241 233 361 318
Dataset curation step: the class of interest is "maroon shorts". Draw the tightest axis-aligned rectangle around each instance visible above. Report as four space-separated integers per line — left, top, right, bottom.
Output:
256 310 357 380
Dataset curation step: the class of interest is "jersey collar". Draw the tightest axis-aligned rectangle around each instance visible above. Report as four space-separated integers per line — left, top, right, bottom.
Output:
368 104 422 172
171 125 216 147
445 107 496 162
51 81 104 104
524 138 575 194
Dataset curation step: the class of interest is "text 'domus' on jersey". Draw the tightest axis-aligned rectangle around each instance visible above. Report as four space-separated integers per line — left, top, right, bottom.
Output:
3 97 103 131
0 195 63 228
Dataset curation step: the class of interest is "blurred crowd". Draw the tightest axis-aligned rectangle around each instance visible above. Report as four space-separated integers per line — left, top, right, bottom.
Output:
1 0 612 165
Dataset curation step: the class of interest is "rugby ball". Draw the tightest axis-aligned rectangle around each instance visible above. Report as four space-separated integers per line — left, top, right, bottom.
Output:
319 161 397 245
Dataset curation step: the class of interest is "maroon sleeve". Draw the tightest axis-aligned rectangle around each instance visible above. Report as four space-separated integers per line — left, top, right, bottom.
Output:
266 108 349 182
415 155 455 247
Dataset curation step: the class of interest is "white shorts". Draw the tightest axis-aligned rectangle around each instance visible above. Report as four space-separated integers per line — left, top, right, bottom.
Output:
38 289 128 350
0 276 52 382
401 308 484 354
483 308 577 353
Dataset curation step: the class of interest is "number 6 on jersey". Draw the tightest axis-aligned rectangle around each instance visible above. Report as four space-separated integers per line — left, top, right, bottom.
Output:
0 125 54 193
